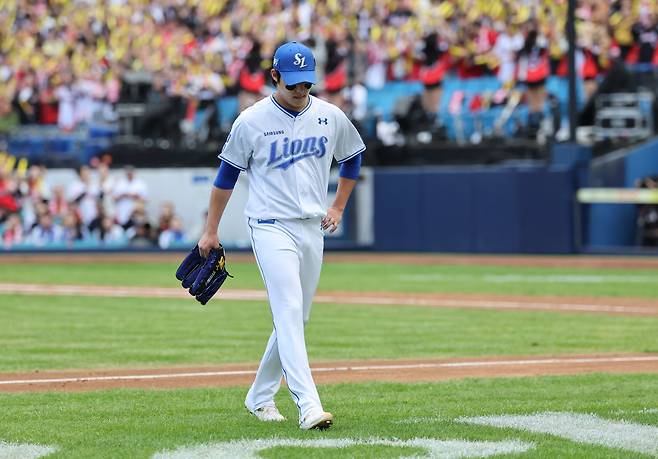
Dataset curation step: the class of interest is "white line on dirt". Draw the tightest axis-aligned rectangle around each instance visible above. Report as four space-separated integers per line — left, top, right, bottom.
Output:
0 283 654 315
399 274 658 284
1 356 657 386
314 294 654 314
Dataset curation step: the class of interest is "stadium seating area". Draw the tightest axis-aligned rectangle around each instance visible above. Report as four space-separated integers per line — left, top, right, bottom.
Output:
2 0 657 166
6 124 118 166
2 0 658 251
0 75 591 163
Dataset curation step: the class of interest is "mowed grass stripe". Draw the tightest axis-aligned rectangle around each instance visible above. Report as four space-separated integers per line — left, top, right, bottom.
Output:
2 283 656 315
2 261 658 297
1 374 657 458
1 294 657 372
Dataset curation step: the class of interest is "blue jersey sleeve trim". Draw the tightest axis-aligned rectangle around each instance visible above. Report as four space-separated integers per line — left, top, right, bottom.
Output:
337 146 366 164
338 153 362 180
214 161 242 189
218 156 247 171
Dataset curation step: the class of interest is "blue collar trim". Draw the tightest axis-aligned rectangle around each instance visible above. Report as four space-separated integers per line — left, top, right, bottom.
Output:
271 95 312 119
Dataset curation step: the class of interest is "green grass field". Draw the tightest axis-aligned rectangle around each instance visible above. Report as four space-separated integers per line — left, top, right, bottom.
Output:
1 295 657 371
1 258 657 458
2 260 658 297
1 375 657 458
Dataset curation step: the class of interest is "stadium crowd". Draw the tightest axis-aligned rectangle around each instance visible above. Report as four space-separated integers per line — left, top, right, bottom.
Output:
0 155 190 249
1 0 657 138
1 0 658 250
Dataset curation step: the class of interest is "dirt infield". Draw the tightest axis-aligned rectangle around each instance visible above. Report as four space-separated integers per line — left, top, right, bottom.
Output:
3 252 658 269
1 354 657 393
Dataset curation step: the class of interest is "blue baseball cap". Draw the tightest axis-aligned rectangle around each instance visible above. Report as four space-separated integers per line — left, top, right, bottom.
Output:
273 41 316 86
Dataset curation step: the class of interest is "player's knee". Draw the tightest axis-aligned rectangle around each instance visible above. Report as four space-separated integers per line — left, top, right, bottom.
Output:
280 301 303 317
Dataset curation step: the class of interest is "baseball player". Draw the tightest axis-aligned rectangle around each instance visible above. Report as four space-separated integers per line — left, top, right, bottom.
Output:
197 41 365 430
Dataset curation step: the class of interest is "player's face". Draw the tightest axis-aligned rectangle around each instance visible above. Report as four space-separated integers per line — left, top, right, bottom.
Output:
274 73 312 111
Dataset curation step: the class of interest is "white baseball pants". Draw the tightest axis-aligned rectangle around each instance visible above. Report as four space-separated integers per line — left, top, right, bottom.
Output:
245 217 324 420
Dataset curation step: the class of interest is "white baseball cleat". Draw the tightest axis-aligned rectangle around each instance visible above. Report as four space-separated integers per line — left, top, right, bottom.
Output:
299 410 333 430
248 404 286 422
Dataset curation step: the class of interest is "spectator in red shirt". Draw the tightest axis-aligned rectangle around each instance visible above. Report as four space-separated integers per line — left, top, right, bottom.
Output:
516 26 550 135
2 213 24 249
238 39 267 112
419 32 452 124
323 38 349 110
38 76 59 125
0 169 20 221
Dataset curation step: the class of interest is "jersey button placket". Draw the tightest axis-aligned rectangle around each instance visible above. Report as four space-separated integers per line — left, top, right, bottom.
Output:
292 117 307 218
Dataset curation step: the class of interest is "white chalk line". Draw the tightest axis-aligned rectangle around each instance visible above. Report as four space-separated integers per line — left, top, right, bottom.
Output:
0 283 268 301
152 437 534 459
613 407 658 415
316 294 655 314
0 441 57 459
399 274 658 284
0 283 655 315
459 412 658 456
1 355 657 387
393 416 447 425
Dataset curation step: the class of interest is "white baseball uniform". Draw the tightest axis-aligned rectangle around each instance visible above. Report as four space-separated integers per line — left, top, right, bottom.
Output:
219 94 365 421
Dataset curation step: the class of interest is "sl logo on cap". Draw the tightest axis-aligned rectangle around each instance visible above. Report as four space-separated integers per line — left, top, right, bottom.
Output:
293 53 308 68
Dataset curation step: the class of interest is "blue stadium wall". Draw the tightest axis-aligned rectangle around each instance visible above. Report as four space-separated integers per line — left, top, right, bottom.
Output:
372 165 576 253
586 137 658 248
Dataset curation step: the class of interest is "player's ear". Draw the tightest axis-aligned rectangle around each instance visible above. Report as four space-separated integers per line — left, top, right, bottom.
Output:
271 69 280 87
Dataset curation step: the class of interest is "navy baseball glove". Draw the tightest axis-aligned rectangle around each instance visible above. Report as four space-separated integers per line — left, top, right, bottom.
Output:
176 244 232 305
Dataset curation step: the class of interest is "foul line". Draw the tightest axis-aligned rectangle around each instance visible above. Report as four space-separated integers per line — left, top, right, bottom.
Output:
314 294 655 314
0 283 655 315
1 355 657 386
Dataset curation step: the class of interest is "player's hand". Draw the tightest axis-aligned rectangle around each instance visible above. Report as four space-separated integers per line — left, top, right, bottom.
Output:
197 232 220 258
322 207 343 233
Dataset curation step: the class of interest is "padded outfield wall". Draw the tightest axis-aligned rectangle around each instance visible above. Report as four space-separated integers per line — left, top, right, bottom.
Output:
585 137 658 250
43 167 376 251
44 163 577 254
372 165 577 254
